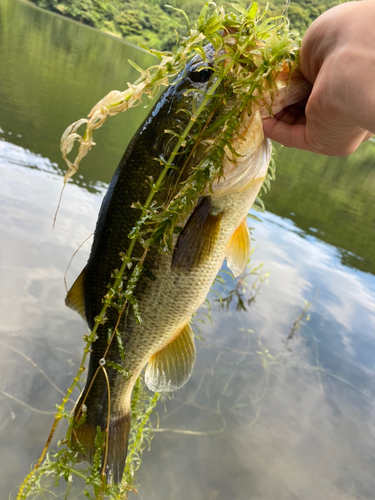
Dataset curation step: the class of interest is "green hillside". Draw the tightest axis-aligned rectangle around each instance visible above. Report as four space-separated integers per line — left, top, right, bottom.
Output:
30 0 352 51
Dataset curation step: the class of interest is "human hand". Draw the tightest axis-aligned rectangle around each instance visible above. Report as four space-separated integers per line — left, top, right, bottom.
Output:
263 1 375 156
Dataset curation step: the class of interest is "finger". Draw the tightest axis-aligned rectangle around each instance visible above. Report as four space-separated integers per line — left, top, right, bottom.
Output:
362 132 374 143
262 118 310 150
263 114 372 155
274 105 306 125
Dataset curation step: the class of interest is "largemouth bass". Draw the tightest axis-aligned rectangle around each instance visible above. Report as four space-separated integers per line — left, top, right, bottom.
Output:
66 49 310 483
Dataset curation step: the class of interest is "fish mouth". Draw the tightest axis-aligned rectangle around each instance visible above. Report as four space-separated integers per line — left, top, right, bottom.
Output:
206 70 311 197
187 44 311 199
260 69 312 119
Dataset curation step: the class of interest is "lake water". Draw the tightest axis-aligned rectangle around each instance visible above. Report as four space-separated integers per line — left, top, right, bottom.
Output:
1 0 375 499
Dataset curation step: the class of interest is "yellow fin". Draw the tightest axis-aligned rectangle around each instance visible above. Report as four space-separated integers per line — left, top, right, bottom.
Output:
172 196 222 272
65 267 86 320
145 323 196 392
226 218 250 277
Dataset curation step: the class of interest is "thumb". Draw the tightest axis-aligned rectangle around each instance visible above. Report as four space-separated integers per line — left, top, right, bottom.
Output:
262 115 308 150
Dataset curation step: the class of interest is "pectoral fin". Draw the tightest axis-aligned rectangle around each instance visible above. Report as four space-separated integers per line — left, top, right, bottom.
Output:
226 218 250 277
172 197 222 272
65 267 86 320
145 323 196 392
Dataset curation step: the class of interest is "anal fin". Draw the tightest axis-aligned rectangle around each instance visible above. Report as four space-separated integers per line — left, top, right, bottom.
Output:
226 218 250 277
145 323 196 392
66 267 86 320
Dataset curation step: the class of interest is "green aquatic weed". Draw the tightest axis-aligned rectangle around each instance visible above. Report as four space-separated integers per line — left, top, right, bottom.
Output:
17 3 301 499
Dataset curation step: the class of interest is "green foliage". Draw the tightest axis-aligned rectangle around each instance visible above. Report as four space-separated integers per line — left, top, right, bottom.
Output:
124 378 160 486
15 383 159 499
17 4 301 499
29 0 352 51
61 0 300 249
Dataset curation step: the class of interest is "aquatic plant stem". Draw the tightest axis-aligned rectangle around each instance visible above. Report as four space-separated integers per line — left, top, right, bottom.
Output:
16 359 88 499
17 4 304 496
76 63 232 332
100 365 111 489
125 393 159 473
17 61 232 500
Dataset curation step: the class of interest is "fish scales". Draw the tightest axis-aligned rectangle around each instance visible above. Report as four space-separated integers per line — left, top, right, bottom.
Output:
66 50 311 483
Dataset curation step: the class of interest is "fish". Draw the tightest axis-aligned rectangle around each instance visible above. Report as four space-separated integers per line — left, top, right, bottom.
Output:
65 46 311 484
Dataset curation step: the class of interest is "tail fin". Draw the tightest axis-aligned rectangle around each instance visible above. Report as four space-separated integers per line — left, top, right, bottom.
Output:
71 405 131 484
106 416 131 483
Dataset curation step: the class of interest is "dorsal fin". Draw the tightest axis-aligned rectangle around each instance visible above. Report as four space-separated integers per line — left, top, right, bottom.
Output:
226 218 250 277
172 197 223 272
145 323 196 392
65 267 86 320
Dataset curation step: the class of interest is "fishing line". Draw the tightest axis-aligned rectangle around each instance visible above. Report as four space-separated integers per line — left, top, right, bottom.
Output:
100 364 111 486
53 184 66 228
64 233 94 294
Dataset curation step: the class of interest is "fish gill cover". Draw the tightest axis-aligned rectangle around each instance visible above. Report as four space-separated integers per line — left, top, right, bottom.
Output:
17 2 302 499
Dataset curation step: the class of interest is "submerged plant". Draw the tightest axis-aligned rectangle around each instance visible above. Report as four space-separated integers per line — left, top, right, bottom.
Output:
17 3 303 499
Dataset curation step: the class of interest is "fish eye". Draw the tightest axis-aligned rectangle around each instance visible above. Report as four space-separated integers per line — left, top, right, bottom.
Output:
189 66 214 83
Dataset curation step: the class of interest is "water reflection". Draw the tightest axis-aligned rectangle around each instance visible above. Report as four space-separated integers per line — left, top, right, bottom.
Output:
2 139 375 499
134 217 375 500
265 143 375 274
0 0 155 190
0 141 95 496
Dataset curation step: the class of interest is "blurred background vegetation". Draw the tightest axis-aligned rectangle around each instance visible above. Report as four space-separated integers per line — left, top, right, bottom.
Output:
29 0 351 51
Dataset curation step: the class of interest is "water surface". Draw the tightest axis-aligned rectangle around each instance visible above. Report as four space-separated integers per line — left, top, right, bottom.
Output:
1 1 375 499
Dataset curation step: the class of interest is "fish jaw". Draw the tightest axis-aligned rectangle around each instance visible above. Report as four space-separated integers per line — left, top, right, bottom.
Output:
208 71 310 198
260 69 312 119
